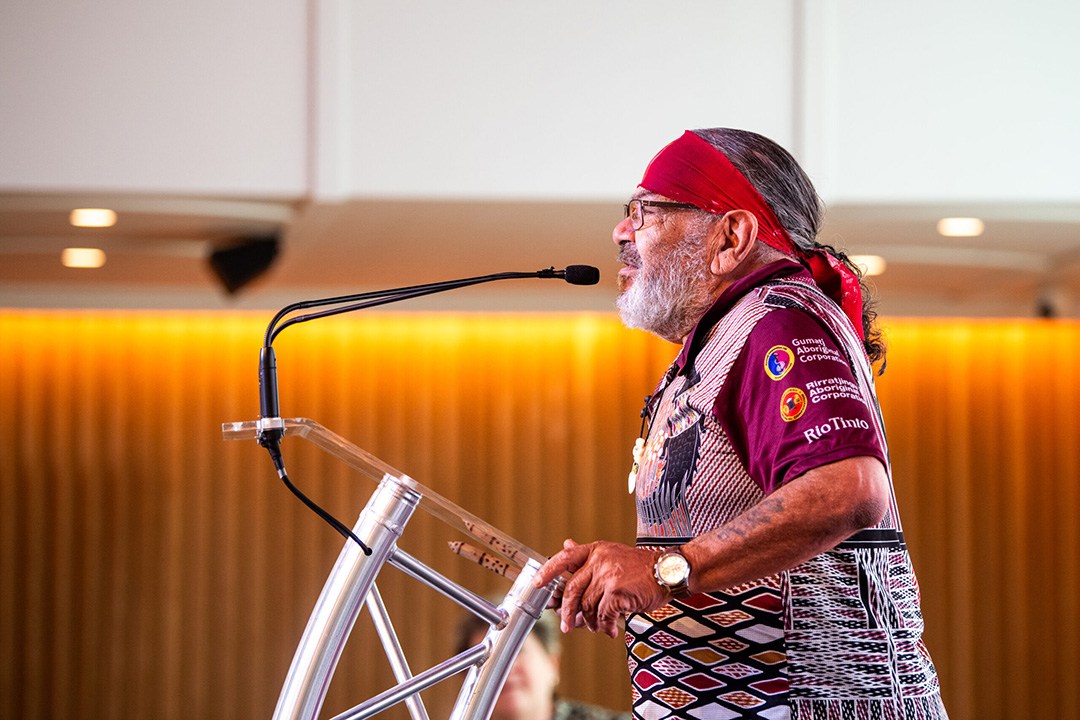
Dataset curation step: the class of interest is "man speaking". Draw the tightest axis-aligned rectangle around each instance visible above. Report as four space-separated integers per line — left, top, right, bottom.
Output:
534 128 947 719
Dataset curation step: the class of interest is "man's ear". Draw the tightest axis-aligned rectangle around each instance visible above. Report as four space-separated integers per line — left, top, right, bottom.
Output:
709 209 759 276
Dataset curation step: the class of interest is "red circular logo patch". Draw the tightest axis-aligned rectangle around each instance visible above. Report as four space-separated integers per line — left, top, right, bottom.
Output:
780 387 807 422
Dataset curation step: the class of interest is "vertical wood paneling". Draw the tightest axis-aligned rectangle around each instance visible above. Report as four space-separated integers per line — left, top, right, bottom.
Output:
875 319 1080 719
2 312 1079 719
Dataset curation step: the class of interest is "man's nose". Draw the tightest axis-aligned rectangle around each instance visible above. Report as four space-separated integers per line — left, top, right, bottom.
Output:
613 215 635 245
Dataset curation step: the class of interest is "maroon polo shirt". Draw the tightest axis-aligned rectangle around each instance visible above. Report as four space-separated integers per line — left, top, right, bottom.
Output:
679 260 886 495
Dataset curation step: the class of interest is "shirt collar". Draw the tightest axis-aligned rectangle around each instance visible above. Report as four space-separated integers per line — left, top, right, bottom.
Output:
675 259 809 373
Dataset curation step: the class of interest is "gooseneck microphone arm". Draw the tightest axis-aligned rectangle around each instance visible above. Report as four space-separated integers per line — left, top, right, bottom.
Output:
256 265 599 553
262 266 598 345
270 271 538 344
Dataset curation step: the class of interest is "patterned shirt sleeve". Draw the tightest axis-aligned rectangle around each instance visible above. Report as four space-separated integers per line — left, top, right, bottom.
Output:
712 307 886 495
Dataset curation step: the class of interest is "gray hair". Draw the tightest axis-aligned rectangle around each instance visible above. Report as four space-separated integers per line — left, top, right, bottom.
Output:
690 127 886 369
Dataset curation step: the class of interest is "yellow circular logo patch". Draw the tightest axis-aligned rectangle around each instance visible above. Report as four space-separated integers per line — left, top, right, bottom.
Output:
764 345 795 380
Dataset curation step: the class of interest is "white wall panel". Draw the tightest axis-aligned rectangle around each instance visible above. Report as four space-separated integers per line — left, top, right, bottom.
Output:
331 0 796 200
6 0 1077 207
815 0 1080 203
0 0 309 196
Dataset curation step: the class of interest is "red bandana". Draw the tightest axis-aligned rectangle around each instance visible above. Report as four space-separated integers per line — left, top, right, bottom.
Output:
639 130 864 339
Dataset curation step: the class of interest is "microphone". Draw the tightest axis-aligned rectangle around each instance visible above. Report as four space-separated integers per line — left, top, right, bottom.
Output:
562 265 600 286
255 265 599 550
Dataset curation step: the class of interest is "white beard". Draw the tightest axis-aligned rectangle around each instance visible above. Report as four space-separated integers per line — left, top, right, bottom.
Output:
616 232 714 343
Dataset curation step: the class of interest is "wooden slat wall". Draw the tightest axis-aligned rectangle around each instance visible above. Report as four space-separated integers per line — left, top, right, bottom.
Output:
1 311 1078 719
874 320 1080 720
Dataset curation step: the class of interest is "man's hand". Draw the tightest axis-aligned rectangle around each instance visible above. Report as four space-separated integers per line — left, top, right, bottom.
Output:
532 457 888 640
533 539 669 639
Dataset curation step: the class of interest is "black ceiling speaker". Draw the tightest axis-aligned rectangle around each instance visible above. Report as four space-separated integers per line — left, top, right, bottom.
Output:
208 234 280 294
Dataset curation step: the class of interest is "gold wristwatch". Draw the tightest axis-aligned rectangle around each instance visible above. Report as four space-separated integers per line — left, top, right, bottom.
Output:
653 548 692 599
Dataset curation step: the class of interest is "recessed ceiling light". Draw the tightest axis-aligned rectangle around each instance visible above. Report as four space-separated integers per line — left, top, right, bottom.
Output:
69 208 117 228
61 247 107 268
936 217 984 237
850 254 886 276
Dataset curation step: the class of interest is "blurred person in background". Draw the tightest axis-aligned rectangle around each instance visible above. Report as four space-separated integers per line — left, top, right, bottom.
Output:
455 607 630 720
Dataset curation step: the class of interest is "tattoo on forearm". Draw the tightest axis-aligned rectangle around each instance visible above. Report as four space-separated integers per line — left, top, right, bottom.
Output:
714 494 785 542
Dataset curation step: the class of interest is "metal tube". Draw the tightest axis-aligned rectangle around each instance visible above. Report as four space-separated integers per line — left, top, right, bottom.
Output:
389 548 507 628
450 560 555 720
331 645 490 720
366 584 430 720
271 475 421 720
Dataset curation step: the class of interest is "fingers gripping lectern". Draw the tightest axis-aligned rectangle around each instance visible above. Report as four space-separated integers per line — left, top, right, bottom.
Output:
222 418 559 720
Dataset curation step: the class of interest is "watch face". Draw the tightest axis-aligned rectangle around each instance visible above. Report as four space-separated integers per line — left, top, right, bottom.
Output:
657 552 690 584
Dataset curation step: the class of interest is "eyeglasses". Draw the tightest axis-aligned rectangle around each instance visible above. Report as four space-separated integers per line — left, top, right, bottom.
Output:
623 199 700 231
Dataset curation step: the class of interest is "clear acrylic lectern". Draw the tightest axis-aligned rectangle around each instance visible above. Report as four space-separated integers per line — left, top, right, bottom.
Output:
222 417 558 720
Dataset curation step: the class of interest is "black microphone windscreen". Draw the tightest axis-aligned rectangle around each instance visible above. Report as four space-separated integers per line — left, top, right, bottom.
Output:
564 265 600 286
